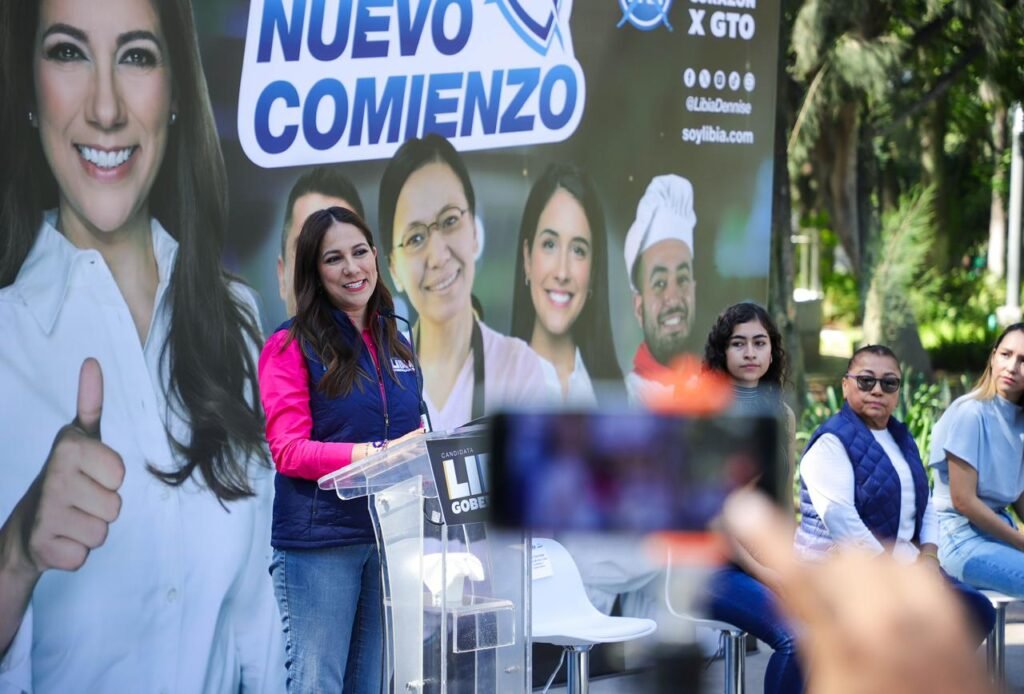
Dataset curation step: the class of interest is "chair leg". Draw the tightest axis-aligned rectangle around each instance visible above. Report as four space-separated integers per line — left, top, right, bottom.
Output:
986 602 1007 688
722 630 746 694
565 645 592 694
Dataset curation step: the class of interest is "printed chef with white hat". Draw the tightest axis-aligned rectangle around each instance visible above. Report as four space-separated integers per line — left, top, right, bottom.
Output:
623 174 697 402
559 177 700 623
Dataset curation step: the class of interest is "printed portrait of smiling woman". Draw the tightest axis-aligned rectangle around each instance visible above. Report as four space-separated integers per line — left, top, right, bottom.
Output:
0 0 283 691
378 134 550 431
510 162 623 404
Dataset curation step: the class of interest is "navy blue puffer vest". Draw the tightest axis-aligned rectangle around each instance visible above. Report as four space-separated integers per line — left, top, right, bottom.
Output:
271 312 421 549
796 403 928 552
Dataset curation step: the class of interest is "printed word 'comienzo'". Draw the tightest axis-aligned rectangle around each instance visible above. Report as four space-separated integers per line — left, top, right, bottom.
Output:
238 0 586 166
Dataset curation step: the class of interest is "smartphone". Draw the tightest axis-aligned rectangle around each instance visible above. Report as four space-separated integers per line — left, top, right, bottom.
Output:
487 411 780 533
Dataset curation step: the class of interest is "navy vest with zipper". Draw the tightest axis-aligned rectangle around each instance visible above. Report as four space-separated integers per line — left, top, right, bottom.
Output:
271 311 421 549
796 402 928 553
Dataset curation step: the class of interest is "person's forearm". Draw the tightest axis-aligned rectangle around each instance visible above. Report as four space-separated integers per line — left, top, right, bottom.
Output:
957 497 1024 551
0 510 40 656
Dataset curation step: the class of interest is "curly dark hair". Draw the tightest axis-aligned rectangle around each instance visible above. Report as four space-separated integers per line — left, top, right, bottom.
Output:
703 302 788 389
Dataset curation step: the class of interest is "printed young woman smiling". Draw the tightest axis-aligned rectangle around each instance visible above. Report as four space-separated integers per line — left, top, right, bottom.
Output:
510 163 622 403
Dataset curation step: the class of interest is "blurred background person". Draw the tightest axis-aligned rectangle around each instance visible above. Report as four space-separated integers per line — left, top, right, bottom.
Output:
623 175 698 403
259 207 424 692
378 134 548 431
929 323 1024 600
276 166 365 317
0 0 283 691
701 302 802 694
510 162 622 405
797 345 995 639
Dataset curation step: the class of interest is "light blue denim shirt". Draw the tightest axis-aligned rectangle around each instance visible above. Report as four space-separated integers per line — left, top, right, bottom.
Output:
929 392 1024 515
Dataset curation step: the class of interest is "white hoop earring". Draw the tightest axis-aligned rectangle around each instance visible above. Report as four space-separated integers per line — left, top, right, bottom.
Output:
169 111 177 125
28 110 37 127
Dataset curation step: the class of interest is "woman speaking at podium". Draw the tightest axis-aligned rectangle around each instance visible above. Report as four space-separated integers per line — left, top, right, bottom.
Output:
259 207 424 692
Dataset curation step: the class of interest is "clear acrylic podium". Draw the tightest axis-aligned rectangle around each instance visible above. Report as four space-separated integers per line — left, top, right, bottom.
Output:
319 429 530 694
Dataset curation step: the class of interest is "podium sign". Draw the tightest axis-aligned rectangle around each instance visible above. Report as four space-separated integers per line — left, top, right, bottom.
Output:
320 432 529 694
427 434 490 525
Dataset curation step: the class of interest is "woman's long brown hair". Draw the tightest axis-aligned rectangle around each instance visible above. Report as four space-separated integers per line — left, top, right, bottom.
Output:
288 207 414 398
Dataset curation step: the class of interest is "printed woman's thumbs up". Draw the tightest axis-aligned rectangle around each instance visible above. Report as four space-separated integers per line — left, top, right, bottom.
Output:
6 358 125 575
73 357 104 436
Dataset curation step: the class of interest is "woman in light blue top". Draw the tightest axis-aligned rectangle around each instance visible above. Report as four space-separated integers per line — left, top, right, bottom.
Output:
930 322 1024 597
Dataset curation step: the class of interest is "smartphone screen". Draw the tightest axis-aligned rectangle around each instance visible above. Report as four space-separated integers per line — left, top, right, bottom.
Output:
488 411 779 533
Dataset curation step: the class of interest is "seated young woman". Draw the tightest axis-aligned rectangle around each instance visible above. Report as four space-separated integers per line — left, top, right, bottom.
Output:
701 302 801 694
930 323 1024 600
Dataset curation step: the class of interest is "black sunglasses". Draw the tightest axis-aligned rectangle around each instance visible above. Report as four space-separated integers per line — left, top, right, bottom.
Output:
845 373 901 394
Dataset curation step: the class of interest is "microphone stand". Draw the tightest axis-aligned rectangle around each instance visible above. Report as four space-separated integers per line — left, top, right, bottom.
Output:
382 310 444 527
383 310 432 432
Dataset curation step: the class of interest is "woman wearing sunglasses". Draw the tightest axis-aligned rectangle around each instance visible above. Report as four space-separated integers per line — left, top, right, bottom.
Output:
796 345 995 637
929 323 1024 600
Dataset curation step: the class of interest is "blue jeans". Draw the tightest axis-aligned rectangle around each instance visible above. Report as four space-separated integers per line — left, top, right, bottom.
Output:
705 566 803 694
271 544 383 693
939 512 1024 601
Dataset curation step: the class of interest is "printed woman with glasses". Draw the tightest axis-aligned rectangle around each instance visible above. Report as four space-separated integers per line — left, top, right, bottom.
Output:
929 323 1024 600
796 345 995 640
378 134 549 431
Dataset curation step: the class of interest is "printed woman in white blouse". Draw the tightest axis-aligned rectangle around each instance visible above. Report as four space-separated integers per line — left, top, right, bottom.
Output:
510 162 623 405
0 1 283 691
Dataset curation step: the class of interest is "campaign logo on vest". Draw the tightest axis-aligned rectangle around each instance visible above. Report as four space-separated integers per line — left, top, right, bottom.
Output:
391 358 416 373
427 434 490 525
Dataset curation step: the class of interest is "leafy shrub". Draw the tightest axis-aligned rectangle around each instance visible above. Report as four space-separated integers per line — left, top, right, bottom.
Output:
912 266 1001 370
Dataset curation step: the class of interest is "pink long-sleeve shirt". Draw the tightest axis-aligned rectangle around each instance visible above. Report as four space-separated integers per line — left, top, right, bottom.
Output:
258 328 380 481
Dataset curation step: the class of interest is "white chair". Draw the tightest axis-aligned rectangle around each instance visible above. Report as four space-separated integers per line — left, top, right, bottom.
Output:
663 549 748 694
982 589 1019 686
530 538 657 694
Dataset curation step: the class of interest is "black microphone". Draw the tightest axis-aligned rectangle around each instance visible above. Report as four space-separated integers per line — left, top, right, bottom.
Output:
381 309 432 432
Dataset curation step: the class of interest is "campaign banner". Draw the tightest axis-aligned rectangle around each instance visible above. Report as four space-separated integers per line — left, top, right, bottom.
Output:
0 1 781 686
211 0 782 414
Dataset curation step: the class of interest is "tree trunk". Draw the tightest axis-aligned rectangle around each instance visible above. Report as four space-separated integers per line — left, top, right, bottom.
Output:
771 115 804 415
983 81 1008 278
920 97 949 269
814 102 861 274
860 117 932 375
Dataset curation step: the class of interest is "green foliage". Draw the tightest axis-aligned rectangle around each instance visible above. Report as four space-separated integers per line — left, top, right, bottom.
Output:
785 0 1023 285
912 266 1002 370
832 34 903 99
823 272 859 326
863 187 935 346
